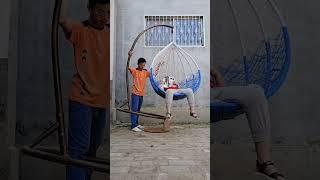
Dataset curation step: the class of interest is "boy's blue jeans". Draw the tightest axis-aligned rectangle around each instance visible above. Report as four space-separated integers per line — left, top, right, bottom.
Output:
66 100 107 180
131 94 143 129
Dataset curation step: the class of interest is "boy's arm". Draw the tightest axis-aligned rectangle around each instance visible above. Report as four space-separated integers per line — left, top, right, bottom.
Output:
153 61 163 76
127 50 133 71
211 67 225 86
128 67 135 75
59 0 75 39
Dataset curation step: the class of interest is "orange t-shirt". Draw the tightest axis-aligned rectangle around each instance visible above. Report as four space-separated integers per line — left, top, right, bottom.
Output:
67 21 110 108
129 67 150 96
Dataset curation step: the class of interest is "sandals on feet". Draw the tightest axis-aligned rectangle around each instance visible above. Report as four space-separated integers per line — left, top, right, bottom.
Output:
256 160 284 179
190 112 200 120
166 113 172 119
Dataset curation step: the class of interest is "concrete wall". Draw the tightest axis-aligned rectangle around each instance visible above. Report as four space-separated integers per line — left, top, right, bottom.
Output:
0 0 11 58
270 0 320 140
110 0 116 80
212 0 320 143
111 0 117 123
0 0 9 118
0 0 11 124
114 0 211 124
0 59 7 123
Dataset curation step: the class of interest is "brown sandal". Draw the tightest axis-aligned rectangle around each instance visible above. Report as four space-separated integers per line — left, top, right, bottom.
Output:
256 160 284 179
166 113 172 119
190 112 200 120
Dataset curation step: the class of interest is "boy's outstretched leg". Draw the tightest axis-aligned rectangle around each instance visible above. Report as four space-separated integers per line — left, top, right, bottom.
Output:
165 90 174 119
178 88 199 120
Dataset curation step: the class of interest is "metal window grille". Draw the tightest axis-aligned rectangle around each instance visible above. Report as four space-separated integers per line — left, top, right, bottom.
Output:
145 15 204 47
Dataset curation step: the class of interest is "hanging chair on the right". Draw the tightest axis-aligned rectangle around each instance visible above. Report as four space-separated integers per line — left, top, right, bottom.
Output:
150 42 201 100
211 0 291 123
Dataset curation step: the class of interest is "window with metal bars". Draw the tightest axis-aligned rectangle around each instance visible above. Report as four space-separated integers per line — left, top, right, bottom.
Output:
145 15 205 47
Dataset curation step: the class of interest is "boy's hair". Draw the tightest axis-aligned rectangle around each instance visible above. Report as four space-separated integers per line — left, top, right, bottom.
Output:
138 58 146 64
88 0 110 9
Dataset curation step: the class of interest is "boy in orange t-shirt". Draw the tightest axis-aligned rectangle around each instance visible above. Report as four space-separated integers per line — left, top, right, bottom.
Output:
128 57 150 132
59 0 109 180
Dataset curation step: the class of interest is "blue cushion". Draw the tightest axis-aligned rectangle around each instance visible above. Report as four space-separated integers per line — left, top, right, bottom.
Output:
211 99 244 123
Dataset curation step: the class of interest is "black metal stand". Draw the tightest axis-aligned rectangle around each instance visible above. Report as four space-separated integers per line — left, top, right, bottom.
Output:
116 24 173 121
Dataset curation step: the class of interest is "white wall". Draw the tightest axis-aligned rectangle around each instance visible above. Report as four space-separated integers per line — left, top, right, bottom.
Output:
110 0 116 80
0 0 11 58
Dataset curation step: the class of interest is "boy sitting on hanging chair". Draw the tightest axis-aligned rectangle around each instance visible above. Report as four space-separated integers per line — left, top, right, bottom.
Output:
211 67 285 180
160 76 200 120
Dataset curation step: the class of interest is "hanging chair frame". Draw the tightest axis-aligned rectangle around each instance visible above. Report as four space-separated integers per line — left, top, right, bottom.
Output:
211 0 291 123
149 41 202 100
116 24 174 120
18 0 108 173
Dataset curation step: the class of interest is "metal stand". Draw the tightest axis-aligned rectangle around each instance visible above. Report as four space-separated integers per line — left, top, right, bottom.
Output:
116 24 173 121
